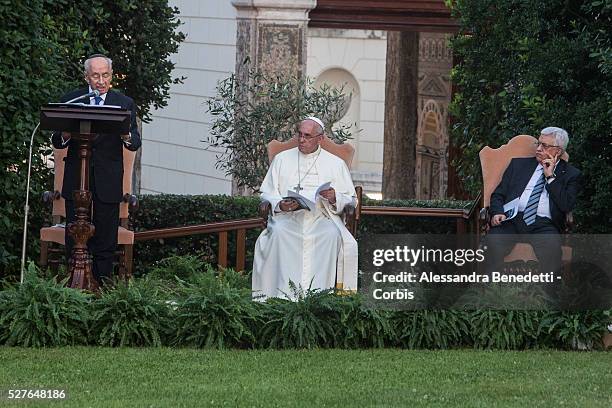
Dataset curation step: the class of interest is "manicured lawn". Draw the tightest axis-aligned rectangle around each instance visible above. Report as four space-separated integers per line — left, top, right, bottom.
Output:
0 348 610 407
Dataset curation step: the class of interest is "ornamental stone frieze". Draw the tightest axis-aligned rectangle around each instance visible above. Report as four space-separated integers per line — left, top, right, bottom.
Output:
232 0 315 80
415 33 452 199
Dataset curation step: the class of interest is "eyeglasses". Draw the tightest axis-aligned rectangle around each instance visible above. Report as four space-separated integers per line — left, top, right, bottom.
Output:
88 72 112 81
534 141 559 149
297 132 322 141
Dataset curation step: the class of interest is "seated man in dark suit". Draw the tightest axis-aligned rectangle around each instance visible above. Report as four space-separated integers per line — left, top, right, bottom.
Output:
51 54 141 284
485 127 581 279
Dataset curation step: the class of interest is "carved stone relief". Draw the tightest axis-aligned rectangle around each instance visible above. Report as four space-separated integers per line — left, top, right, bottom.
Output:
416 33 452 199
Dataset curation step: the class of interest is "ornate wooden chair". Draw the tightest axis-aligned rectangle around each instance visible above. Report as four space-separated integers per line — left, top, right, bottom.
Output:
40 147 138 279
479 134 572 268
259 136 361 237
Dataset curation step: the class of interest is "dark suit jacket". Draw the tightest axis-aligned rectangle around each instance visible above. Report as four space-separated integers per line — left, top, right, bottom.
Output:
51 88 141 203
490 157 581 232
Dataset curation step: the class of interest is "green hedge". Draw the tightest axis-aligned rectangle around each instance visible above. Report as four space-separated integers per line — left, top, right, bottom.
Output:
1 265 610 350
130 194 475 274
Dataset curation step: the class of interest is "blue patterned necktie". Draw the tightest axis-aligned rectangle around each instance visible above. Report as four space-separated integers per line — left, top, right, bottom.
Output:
94 96 103 105
523 173 545 225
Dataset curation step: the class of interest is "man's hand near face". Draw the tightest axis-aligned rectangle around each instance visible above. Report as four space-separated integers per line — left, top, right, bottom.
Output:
542 151 559 178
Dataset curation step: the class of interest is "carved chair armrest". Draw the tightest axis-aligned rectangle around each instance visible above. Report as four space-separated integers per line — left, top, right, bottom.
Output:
259 200 272 228
123 193 139 212
343 203 356 218
42 190 60 207
479 207 491 234
343 202 357 237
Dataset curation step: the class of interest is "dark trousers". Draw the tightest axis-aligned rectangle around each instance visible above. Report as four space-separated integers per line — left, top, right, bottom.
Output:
484 213 562 277
65 197 119 284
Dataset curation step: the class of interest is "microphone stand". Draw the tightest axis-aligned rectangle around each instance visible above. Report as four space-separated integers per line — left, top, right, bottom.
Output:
20 122 40 283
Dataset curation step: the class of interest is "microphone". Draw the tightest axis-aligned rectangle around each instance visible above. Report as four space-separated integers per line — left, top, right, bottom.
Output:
64 89 100 104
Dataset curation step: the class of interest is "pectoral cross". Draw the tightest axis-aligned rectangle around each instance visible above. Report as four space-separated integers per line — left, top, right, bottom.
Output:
293 184 303 193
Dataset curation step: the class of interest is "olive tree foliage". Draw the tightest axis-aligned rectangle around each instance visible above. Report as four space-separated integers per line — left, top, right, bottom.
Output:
448 0 612 232
0 0 184 277
205 71 355 191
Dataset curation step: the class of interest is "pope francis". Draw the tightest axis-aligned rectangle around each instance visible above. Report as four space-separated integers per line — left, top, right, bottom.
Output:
252 117 358 300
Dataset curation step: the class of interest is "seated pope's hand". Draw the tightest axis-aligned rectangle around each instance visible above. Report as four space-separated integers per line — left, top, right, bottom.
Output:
279 198 299 212
319 188 336 204
491 214 506 226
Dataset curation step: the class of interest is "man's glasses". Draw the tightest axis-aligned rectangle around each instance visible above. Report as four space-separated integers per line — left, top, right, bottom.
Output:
297 132 322 141
534 141 560 149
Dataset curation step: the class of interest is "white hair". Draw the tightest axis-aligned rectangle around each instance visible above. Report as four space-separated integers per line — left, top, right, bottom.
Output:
541 126 569 149
84 55 113 74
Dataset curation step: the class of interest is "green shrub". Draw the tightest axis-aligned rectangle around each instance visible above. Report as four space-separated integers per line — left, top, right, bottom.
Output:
0 265 91 347
90 278 171 347
334 294 395 348
539 310 611 350
393 310 469 349
171 272 260 348
258 285 340 349
147 254 206 283
469 310 541 350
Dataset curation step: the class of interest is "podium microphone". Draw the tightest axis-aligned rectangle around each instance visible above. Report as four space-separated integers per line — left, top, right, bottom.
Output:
65 89 100 104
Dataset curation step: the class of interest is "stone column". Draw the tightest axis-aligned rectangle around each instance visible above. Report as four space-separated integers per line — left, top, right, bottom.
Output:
232 0 315 81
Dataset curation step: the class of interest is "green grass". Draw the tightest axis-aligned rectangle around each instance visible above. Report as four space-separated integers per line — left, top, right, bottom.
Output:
0 348 610 407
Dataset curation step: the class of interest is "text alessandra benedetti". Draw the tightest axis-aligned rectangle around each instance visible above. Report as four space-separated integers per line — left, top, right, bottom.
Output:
373 271 556 283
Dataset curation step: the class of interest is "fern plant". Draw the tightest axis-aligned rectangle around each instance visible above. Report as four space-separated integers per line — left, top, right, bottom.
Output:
90 277 171 347
171 272 260 348
334 294 395 348
258 283 340 349
469 310 541 350
538 310 611 350
0 265 91 347
394 310 469 349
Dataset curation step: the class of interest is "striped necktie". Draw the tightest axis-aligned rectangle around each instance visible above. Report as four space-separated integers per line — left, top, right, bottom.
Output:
94 96 103 105
523 173 545 225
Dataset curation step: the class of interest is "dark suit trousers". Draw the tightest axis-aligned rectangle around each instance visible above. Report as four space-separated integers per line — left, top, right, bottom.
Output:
484 214 562 277
65 197 119 284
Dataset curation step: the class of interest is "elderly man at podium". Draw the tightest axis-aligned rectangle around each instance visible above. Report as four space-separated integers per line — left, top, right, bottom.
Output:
51 54 141 284
252 117 358 300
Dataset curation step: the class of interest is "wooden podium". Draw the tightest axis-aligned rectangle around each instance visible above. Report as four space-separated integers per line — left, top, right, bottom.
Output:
40 104 130 291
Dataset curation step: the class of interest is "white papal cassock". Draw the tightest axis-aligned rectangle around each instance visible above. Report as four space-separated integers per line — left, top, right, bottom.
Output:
252 146 358 300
